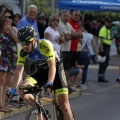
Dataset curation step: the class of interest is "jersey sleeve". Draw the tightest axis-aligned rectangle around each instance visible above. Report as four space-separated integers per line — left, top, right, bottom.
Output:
37 39 55 61
17 48 27 65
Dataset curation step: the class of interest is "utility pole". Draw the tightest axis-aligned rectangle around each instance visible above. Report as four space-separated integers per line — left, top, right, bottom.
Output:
51 0 55 14
22 0 26 16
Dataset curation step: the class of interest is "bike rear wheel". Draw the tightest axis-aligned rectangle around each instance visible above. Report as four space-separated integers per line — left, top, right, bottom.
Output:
25 108 47 120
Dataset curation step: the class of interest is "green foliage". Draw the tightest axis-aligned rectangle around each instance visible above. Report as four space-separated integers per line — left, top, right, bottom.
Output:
81 11 120 22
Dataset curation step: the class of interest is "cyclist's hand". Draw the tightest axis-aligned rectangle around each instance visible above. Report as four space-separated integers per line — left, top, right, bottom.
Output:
44 82 53 94
6 88 16 98
116 77 120 84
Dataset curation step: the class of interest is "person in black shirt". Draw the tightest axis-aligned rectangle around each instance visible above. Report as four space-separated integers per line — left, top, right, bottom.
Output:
36 11 47 39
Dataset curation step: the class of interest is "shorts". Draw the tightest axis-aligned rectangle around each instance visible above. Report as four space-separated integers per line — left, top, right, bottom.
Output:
62 51 78 70
26 62 68 95
70 68 79 76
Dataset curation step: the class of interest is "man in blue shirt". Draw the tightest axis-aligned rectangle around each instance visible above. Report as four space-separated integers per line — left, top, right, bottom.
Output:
17 5 40 39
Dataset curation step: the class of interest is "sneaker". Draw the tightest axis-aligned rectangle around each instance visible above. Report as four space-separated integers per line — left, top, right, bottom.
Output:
68 86 75 94
81 85 87 91
70 86 79 92
76 84 81 88
98 78 109 83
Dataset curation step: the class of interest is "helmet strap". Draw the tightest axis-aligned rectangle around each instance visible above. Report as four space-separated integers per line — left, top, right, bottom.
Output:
31 41 36 52
27 40 35 54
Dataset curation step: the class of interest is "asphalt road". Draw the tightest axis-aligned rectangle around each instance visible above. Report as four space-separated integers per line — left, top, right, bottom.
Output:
2 56 120 120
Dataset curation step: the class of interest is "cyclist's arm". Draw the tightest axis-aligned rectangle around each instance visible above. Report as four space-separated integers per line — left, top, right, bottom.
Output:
12 65 24 89
119 65 120 76
38 40 56 84
12 48 26 89
47 59 56 84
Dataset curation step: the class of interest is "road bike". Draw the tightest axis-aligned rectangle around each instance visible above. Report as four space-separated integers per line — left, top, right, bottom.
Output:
18 84 65 120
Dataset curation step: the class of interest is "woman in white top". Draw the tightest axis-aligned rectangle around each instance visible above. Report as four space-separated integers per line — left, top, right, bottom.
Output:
44 14 63 55
78 22 98 90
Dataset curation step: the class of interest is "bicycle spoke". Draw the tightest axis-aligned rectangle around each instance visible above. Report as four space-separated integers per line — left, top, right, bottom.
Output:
25 108 48 120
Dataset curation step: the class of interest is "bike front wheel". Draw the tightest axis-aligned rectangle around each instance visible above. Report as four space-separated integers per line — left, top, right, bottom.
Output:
56 107 75 120
56 107 64 120
25 108 47 120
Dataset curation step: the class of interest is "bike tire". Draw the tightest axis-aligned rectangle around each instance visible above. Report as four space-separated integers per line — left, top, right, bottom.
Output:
56 107 64 120
72 109 75 120
25 108 47 120
56 106 75 120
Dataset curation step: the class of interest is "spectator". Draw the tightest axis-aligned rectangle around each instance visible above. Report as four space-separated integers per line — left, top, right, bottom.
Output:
111 24 120 55
116 64 120 83
91 20 97 37
69 64 84 91
78 14 84 28
44 14 63 55
67 10 83 82
0 13 6 112
17 4 40 85
96 18 105 37
36 11 47 39
17 5 40 40
0 4 13 13
98 18 112 83
13 13 21 26
58 10 82 93
68 10 82 53
0 10 19 112
78 22 98 90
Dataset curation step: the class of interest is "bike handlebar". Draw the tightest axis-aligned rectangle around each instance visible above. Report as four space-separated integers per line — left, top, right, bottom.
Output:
14 84 45 96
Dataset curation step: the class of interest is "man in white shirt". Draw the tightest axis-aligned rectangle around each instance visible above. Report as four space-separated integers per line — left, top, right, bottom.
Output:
58 10 82 93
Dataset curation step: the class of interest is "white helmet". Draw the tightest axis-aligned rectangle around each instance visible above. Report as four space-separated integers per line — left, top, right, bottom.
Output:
98 55 106 63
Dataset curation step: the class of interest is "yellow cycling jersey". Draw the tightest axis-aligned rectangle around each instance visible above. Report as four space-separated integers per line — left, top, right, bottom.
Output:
17 40 56 68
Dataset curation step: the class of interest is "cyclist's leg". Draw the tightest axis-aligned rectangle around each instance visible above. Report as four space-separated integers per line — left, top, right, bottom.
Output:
19 78 37 107
57 93 73 120
54 61 74 120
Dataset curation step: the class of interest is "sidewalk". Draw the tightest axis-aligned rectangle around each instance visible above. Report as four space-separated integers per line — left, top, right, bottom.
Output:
0 91 80 119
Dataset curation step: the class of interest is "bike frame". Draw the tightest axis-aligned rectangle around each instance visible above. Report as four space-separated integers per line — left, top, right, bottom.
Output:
18 86 62 120
40 91 59 120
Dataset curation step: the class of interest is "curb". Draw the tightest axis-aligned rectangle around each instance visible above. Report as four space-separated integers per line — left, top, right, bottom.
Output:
0 91 80 119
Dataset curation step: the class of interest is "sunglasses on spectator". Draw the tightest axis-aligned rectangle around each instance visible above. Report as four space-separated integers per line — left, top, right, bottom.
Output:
5 16 13 19
51 19 59 22
21 41 31 45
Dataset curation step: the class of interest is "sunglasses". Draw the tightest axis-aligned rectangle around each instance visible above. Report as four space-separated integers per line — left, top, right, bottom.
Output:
21 41 31 45
5 16 13 19
52 19 59 22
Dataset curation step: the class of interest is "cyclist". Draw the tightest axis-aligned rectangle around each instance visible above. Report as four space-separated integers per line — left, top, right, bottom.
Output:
116 65 120 84
7 26 74 120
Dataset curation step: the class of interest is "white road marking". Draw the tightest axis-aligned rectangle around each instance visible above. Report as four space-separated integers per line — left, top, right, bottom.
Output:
89 65 118 70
